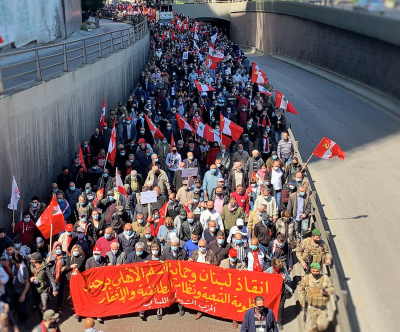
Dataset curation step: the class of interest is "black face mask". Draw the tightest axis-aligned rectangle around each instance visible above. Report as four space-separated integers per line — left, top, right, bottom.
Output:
48 321 58 328
312 273 320 279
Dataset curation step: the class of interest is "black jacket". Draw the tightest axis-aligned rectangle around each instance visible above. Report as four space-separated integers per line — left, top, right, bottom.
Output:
126 250 150 263
64 255 86 279
254 222 276 247
118 232 140 256
179 221 203 242
160 247 187 261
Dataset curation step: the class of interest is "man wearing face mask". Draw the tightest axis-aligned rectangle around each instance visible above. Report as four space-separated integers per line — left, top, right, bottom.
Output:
254 212 276 252
26 196 46 223
241 296 279 332
268 233 294 271
269 161 284 211
179 212 203 242
235 134 253 155
166 147 182 184
284 156 303 183
11 211 36 246
208 231 230 265
106 242 126 266
153 137 170 171
138 147 153 178
216 144 231 170
55 191 71 224
266 151 285 169
277 132 294 165
85 246 107 270
56 167 74 193
172 161 186 192
245 150 264 185
203 164 221 199
176 180 194 206
297 229 332 274
96 190 118 226
94 227 117 257
232 144 250 170
281 180 297 211
227 162 247 194
97 169 113 195
125 170 144 193
243 120 258 144
68 226 93 258
244 238 268 272
183 231 200 258
122 116 137 144
131 212 150 237
118 223 140 256
138 226 161 254
287 185 312 240
253 188 279 222
298 262 334 332
58 224 76 253
272 109 287 144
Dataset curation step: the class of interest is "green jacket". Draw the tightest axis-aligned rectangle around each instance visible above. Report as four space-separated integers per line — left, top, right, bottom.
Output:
29 261 57 294
221 205 244 231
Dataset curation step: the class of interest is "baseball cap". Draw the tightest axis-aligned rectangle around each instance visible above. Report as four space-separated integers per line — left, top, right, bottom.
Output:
43 309 59 320
229 248 238 258
236 218 244 226
217 178 224 182
93 246 102 254
28 252 42 261
182 180 188 185
65 224 73 232
137 138 146 144
36 237 43 245
272 151 277 155
77 227 85 233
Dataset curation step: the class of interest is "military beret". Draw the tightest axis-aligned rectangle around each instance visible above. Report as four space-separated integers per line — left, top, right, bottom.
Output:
310 262 321 270
312 229 321 236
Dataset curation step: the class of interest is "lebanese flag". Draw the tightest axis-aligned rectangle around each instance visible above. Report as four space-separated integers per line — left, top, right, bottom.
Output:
100 99 106 131
276 91 298 115
196 122 220 144
36 196 66 239
258 85 272 96
208 44 224 62
144 114 163 139
206 56 218 70
220 114 244 141
175 113 194 132
78 142 87 172
312 137 345 160
253 62 267 77
252 68 267 84
194 80 215 92
107 119 117 166
116 170 128 197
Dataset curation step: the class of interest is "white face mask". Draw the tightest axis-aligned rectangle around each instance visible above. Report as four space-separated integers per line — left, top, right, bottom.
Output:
111 249 118 255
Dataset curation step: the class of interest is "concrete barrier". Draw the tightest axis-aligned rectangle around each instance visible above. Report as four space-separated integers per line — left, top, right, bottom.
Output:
0 32 150 230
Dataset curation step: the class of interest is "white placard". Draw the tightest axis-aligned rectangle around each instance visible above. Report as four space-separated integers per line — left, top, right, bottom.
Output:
182 51 188 60
159 11 173 20
182 167 198 177
140 191 158 204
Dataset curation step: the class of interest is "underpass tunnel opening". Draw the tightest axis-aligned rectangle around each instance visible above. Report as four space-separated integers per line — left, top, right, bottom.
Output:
195 18 231 38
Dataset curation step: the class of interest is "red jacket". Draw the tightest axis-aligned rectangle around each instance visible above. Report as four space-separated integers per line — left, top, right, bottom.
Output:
206 147 220 166
14 220 36 245
230 191 249 214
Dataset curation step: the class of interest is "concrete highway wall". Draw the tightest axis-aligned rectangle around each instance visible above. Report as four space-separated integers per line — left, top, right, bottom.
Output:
0 33 150 229
173 2 400 100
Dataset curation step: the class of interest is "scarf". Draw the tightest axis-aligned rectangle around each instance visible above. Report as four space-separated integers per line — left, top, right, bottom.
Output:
252 250 262 272
228 203 238 212
272 267 282 274
40 321 60 332
257 168 267 181
52 241 63 284
28 204 40 218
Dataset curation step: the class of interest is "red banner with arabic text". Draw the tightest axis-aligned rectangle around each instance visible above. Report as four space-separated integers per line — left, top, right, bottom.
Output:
70 261 283 321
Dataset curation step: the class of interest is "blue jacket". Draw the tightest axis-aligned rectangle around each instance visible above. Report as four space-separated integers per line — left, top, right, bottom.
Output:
58 199 71 221
203 169 222 197
183 239 198 258
135 89 146 101
122 122 137 141
65 188 82 211
240 307 278 332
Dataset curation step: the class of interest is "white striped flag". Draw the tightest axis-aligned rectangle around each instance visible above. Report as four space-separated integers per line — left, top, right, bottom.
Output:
100 99 106 131
312 137 345 160
194 80 215 92
106 119 117 166
220 114 243 141
276 91 298 115
116 170 128 197
7 176 20 210
258 85 272 96
175 113 194 132
208 44 224 62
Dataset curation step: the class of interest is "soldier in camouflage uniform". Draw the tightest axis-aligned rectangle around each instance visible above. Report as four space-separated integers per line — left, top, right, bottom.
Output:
298 262 334 332
296 229 332 273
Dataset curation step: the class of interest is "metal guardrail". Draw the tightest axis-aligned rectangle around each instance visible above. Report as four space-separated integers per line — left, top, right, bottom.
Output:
288 127 357 332
0 20 148 94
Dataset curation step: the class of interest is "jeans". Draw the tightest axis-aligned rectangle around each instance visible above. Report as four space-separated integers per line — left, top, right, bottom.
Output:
282 157 292 164
11 292 28 323
167 170 175 184
258 243 269 253
295 218 309 239
275 131 282 143
274 190 282 211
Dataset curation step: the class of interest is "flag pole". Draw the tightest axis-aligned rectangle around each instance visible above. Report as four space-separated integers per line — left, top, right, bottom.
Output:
301 153 314 172
116 167 119 207
180 130 183 141
12 209 15 233
49 224 53 256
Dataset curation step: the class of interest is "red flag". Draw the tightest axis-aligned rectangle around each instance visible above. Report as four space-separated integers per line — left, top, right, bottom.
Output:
107 119 117 166
100 100 106 131
78 143 87 172
276 91 298 115
159 202 168 218
220 114 243 142
221 134 232 148
170 135 175 155
175 113 194 132
145 114 164 139
312 137 345 160
116 170 128 197
36 196 66 239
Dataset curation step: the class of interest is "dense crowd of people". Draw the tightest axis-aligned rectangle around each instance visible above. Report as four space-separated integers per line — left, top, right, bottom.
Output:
0 11 335 332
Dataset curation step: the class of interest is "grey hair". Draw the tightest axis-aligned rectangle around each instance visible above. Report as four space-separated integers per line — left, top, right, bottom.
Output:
135 242 145 249
170 237 179 245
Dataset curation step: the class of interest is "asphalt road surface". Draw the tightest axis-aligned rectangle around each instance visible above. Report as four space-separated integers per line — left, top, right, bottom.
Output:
245 53 400 332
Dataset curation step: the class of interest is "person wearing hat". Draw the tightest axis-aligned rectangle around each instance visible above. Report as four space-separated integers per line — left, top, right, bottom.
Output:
280 179 297 211
266 151 285 169
32 309 60 332
101 118 112 149
85 246 107 270
75 195 93 221
68 226 94 259
28 252 58 313
46 241 68 314
58 224 77 253
33 237 49 259
296 229 332 274
11 210 36 246
73 210 94 241
96 190 118 226
227 218 249 245
298 262 334 332
122 115 137 144
284 156 303 181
